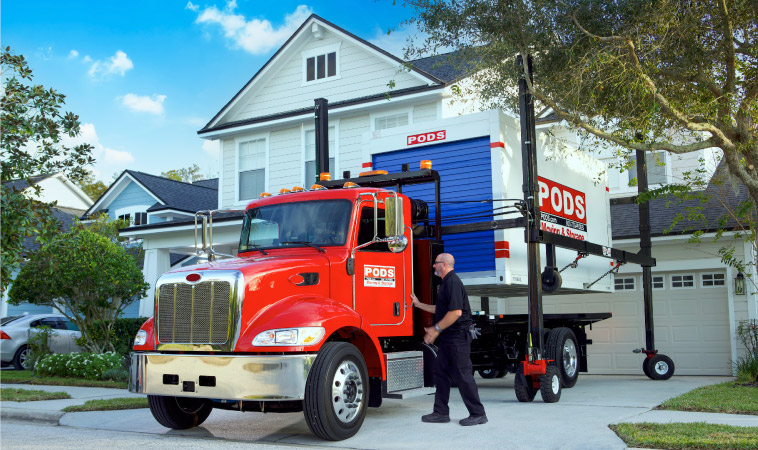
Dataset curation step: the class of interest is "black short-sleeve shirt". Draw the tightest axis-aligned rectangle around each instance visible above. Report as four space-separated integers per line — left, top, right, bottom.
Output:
435 271 473 339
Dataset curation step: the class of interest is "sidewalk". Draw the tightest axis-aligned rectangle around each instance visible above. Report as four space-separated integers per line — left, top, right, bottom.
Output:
1 383 143 424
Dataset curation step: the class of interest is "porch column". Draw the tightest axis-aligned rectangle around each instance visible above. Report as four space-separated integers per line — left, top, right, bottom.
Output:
140 248 171 317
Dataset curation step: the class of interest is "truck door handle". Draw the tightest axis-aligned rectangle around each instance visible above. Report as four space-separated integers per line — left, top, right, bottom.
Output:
393 302 401 316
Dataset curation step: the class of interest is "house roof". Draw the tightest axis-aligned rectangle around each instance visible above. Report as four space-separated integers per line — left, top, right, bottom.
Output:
192 178 218 190
2 174 54 192
22 206 87 255
610 163 749 240
408 50 477 84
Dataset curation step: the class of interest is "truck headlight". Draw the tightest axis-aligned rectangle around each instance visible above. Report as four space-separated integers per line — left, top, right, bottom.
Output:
252 327 326 346
134 329 148 346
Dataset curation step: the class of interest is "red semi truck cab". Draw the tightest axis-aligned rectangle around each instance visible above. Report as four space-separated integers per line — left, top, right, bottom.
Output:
130 185 425 440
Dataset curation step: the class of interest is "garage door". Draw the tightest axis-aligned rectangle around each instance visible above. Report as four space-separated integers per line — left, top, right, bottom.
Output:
502 270 732 375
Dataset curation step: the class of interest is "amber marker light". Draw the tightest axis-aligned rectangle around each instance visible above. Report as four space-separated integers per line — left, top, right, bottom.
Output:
259 192 272 198
359 170 389 177
291 186 305 192
310 184 327 190
343 182 359 188
319 172 332 181
420 160 432 170
279 188 291 194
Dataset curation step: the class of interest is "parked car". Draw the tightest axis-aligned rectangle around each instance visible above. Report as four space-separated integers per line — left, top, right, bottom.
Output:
0 314 82 370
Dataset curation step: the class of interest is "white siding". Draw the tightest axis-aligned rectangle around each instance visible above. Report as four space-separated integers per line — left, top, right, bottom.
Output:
224 31 426 124
340 114 371 177
413 102 438 123
268 127 302 193
221 138 235 208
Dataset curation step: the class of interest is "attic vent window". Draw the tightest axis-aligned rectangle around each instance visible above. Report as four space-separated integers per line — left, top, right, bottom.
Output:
307 52 336 82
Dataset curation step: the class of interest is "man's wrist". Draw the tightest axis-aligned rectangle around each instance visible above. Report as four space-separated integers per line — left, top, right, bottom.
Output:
434 323 442 332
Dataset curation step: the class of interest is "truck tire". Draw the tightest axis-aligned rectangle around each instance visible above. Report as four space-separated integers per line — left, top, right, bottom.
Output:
13 345 30 371
147 395 212 429
478 368 505 379
545 327 579 388
646 354 675 380
541 268 562 293
304 342 368 441
514 366 537 402
540 366 562 403
642 357 652 378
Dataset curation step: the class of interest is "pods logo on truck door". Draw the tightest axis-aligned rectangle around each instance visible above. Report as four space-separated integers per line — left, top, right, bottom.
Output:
364 265 396 287
537 177 587 241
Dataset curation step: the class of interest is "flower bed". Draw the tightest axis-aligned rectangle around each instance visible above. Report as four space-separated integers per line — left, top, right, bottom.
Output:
36 352 123 380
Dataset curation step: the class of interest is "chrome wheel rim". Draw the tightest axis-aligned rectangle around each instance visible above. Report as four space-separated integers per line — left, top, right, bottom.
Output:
654 361 669 375
331 360 363 423
562 339 578 378
19 348 30 370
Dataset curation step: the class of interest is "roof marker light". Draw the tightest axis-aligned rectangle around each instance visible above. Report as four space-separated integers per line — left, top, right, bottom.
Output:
259 192 272 198
291 186 305 192
343 182 359 188
420 160 432 170
310 184 327 190
359 170 389 177
319 172 332 181
279 188 291 194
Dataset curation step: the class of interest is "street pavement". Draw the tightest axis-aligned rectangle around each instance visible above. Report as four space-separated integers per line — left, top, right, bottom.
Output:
2 375 757 450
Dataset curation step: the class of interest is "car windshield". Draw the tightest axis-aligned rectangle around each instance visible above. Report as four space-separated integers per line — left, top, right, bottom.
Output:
0 315 23 326
239 200 352 253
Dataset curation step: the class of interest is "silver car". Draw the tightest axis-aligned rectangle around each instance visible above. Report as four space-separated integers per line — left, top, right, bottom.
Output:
0 314 82 370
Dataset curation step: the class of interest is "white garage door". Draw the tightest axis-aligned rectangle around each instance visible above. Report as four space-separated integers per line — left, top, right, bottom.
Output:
503 270 732 375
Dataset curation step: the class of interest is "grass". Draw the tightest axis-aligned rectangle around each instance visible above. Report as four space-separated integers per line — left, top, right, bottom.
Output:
657 381 758 415
1 370 127 389
0 387 71 402
62 397 148 412
611 422 758 450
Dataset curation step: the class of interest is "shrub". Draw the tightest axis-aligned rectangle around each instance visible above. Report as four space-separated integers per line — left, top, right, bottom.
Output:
735 320 758 382
100 367 130 383
27 326 54 373
79 317 147 367
36 352 123 380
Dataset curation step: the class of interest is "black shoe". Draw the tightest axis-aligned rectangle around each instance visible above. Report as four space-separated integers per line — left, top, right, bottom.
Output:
421 412 450 423
459 415 488 426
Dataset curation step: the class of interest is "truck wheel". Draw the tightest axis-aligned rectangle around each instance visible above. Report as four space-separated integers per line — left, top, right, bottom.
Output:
514 366 537 402
541 268 562 293
304 342 368 441
545 328 579 388
540 366 562 403
642 357 652 378
13 345 30 371
478 368 505 379
647 354 675 380
147 395 212 429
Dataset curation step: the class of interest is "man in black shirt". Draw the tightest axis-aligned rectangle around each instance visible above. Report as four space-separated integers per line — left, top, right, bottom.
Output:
411 252 487 426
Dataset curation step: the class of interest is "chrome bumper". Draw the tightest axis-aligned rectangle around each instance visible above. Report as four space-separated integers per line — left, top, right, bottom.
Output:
129 352 317 401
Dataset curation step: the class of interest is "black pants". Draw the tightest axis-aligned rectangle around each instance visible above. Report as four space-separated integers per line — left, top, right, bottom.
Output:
433 332 485 417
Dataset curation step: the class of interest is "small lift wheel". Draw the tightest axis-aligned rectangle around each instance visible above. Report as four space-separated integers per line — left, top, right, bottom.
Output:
540 366 562 403
514 366 537 402
646 354 675 380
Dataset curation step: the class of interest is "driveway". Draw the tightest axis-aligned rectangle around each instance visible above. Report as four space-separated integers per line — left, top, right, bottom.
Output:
53 375 737 450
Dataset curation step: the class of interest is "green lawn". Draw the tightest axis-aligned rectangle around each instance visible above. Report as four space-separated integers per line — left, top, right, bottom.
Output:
1 370 127 389
0 387 71 402
611 422 758 450
62 397 148 412
658 381 758 415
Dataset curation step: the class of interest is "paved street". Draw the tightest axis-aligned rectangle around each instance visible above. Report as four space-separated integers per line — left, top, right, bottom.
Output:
3 375 753 450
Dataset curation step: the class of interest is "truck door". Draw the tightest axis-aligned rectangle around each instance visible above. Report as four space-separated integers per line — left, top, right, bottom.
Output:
353 205 408 329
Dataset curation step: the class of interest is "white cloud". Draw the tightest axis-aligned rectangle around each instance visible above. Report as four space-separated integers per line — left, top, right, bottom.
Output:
119 93 167 115
68 50 79 59
61 123 135 172
88 50 134 78
103 148 135 165
192 2 312 54
185 1 199 12
368 24 432 59
83 55 92 63
202 139 219 157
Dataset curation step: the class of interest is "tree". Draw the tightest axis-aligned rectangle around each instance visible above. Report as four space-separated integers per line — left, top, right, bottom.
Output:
161 164 204 183
8 228 149 353
403 0 757 265
1 47 95 292
74 170 108 202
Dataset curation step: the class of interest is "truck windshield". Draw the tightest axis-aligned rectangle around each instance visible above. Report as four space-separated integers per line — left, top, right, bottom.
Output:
239 199 352 253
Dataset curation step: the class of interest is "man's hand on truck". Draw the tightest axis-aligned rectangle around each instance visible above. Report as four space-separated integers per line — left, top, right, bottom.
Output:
411 294 463 345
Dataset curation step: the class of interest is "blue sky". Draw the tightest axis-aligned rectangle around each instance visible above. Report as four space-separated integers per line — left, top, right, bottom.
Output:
3 1 417 182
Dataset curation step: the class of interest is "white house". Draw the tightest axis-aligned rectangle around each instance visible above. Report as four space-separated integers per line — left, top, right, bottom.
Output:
121 14 756 376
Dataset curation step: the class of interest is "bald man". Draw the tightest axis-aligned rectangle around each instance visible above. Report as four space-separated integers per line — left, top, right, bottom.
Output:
411 253 487 426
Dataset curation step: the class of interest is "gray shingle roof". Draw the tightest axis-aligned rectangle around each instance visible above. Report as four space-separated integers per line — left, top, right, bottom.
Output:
125 170 217 214
409 50 477 83
3 174 54 191
193 178 218 190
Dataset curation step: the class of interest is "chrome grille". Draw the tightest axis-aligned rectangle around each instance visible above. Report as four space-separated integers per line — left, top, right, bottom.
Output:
157 281 232 345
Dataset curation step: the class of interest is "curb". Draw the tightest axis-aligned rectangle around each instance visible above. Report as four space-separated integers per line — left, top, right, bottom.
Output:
1 407 64 424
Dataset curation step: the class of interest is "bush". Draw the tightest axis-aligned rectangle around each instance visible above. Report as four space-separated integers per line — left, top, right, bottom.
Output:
735 320 758 382
100 367 130 383
36 352 123 380
79 317 147 365
27 326 54 373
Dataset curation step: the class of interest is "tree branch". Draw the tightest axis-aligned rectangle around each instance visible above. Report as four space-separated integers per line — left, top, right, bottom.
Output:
719 0 737 94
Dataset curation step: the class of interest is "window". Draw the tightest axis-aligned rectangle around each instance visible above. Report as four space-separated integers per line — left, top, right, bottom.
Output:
375 113 409 131
614 276 635 291
239 138 266 201
118 213 131 223
653 275 665 290
306 51 337 82
671 274 695 289
702 273 725 287
628 152 667 185
304 128 335 184
356 207 388 252
134 212 147 225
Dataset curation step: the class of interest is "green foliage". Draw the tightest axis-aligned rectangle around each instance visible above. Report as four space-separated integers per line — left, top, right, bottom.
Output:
27 326 54 373
0 388 70 402
161 164 204 183
73 170 108 202
8 228 149 353
735 320 758 382
658 381 758 415
100 367 130 383
82 318 146 362
36 352 123 380
611 422 758 450
62 397 148 412
1 47 95 292
0 369 126 388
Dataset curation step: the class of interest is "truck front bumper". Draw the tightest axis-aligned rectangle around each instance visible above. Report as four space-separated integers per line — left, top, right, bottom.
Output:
129 352 317 401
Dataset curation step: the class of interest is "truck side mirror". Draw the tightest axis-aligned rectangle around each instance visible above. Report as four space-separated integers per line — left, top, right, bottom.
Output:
385 196 407 253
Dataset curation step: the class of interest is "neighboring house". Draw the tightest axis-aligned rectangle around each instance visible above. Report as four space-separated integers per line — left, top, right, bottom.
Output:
82 170 219 317
121 14 756 375
1 173 93 317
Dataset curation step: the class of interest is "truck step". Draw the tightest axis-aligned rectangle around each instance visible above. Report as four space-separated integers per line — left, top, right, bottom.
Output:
382 387 436 399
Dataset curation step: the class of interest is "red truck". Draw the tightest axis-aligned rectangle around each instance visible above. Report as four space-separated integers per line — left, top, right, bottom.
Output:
129 168 611 440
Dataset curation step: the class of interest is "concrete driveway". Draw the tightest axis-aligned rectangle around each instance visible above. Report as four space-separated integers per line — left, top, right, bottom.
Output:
52 375 740 450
